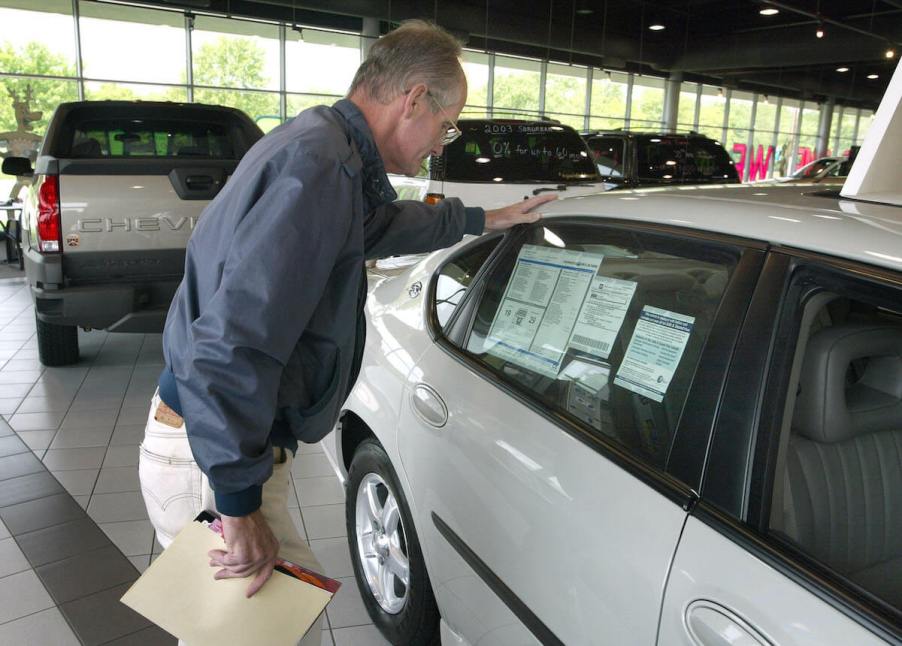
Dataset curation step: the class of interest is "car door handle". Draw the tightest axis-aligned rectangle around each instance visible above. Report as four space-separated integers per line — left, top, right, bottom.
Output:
411 383 448 428
685 601 771 646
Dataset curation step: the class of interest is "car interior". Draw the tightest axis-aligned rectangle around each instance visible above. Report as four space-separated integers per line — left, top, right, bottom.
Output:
770 295 902 611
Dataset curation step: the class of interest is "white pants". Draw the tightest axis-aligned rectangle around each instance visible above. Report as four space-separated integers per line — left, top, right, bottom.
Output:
139 391 324 645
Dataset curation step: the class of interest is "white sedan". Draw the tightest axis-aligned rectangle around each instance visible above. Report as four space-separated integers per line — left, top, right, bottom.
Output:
323 176 902 645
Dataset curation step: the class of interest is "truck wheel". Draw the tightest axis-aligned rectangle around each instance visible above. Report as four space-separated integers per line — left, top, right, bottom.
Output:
35 313 79 366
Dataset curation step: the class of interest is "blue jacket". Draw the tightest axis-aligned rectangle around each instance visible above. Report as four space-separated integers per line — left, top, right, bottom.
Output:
161 99 484 516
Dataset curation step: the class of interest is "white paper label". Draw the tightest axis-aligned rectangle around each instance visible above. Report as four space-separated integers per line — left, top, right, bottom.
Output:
613 305 695 402
485 245 603 377
568 276 638 359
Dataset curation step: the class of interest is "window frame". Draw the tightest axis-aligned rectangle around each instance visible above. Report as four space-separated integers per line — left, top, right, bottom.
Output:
697 247 902 642
426 218 765 500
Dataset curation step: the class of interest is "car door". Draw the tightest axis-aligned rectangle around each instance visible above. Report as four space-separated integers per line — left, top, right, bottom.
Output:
659 252 902 645
396 220 763 645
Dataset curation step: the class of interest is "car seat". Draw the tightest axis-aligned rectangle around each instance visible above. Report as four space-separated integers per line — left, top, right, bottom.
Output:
782 323 902 607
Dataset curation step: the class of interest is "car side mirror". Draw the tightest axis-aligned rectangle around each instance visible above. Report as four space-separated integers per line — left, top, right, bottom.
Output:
2 157 33 177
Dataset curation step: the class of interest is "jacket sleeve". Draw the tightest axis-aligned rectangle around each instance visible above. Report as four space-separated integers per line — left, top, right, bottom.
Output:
364 197 485 260
175 152 353 517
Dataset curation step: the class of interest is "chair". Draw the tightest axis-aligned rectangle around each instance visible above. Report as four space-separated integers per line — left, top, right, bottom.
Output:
782 324 902 607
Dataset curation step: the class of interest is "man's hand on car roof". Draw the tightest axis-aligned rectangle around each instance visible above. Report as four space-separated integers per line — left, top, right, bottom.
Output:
484 193 557 231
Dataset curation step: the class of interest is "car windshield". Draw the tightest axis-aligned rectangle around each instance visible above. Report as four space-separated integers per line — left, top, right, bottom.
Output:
439 122 598 183
636 135 738 183
793 158 846 179
585 136 626 179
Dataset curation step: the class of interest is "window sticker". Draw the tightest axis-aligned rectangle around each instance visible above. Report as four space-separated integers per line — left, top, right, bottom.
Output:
613 306 695 402
485 245 603 378
568 276 638 359
561 360 611 430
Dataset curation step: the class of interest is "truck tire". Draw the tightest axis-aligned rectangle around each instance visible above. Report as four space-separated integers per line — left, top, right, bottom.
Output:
35 314 79 366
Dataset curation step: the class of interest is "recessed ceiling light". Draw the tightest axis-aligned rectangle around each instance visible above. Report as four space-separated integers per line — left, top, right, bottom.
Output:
816 23 825 38
836 67 849 72
887 48 896 59
576 8 593 15
759 7 779 15
649 24 666 31
867 73 880 79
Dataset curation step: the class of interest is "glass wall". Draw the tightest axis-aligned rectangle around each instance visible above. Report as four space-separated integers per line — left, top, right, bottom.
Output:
629 75 664 130
462 50 490 117
588 70 628 131
0 0 878 196
544 62 587 129
697 85 727 141
492 54 541 118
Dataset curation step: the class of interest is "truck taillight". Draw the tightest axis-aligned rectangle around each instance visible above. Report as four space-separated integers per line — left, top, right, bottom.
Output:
37 175 62 253
424 192 445 205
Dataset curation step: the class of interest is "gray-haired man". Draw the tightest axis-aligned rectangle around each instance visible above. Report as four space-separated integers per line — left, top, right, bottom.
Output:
139 19 553 630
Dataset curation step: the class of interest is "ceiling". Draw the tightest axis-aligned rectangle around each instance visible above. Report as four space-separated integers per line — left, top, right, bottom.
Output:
146 0 902 109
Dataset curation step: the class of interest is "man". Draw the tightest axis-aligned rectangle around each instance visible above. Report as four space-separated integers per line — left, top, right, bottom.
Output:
139 18 553 637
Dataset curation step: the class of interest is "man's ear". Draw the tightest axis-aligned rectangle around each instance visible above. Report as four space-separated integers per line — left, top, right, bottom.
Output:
402 83 429 119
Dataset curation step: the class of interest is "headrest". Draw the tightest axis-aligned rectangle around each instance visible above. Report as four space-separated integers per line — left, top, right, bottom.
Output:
71 138 102 158
793 324 902 443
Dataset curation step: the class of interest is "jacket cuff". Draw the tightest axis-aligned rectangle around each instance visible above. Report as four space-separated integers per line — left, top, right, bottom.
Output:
464 207 486 235
214 485 263 517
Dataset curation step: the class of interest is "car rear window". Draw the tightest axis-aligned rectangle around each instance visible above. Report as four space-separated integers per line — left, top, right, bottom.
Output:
69 118 235 159
438 122 598 183
636 135 738 183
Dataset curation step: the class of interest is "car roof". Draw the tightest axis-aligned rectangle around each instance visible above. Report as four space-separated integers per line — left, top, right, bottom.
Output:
543 183 902 272
583 131 716 139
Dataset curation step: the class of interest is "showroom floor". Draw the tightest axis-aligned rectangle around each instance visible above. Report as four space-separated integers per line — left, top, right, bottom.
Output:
0 277 389 646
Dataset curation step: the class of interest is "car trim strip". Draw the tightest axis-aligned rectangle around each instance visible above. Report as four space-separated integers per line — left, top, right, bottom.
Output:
431 512 566 646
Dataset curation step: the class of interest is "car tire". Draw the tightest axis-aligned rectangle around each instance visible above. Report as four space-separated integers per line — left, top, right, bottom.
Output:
35 313 79 366
345 439 440 646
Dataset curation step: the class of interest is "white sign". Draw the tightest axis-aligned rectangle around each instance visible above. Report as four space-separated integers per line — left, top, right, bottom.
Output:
614 306 695 402
486 245 603 377
569 276 638 359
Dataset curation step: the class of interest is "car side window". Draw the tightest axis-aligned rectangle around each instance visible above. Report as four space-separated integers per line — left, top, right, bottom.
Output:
766 270 902 614
459 222 739 470
433 236 502 330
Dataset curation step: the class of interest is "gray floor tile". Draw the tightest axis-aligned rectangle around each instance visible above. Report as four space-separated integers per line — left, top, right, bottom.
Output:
293 452 336 478
87 491 148 523
0 433 29 457
59 582 151 646
110 423 145 446
16 429 58 451
0 369 42 384
0 470 64 507
103 625 177 645
302 504 347 540
0 383 33 398
326 576 373 628
26 382 78 399
0 491 87 535
103 444 140 468
0 416 12 436
331 625 390 646
0 536 31 577
0 570 55 624
310 537 354 579
0 518 9 540
0 450 44 480
320 628 336 646
0 606 80 646
117 406 150 426
295 476 346 507
0 397 23 415
36 544 138 604
94 466 140 494
127 554 151 573
8 410 66 431
16 395 74 413
52 468 99 497
289 508 308 541
2 358 43 372
59 407 119 431
49 426 114 450
68 395 125 411
299 440 326 455
17 517 110 567
74 495 90 509
101 519 154 557
42 446 107 471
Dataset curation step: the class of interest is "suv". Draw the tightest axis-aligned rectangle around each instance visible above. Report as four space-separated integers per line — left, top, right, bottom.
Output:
7 101 262 365
421 119 607 208
583 130 739 187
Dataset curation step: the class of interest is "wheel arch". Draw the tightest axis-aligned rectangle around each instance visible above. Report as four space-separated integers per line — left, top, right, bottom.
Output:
339 409 379 472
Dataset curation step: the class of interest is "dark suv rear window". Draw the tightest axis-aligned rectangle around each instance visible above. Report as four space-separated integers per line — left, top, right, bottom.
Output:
636 135 738 183
437 121 598 183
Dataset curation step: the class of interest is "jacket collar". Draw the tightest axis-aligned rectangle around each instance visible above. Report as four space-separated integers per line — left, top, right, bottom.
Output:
333 99 398 209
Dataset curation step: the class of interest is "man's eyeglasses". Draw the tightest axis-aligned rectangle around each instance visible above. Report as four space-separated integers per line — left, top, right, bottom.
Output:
427 91 462 146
